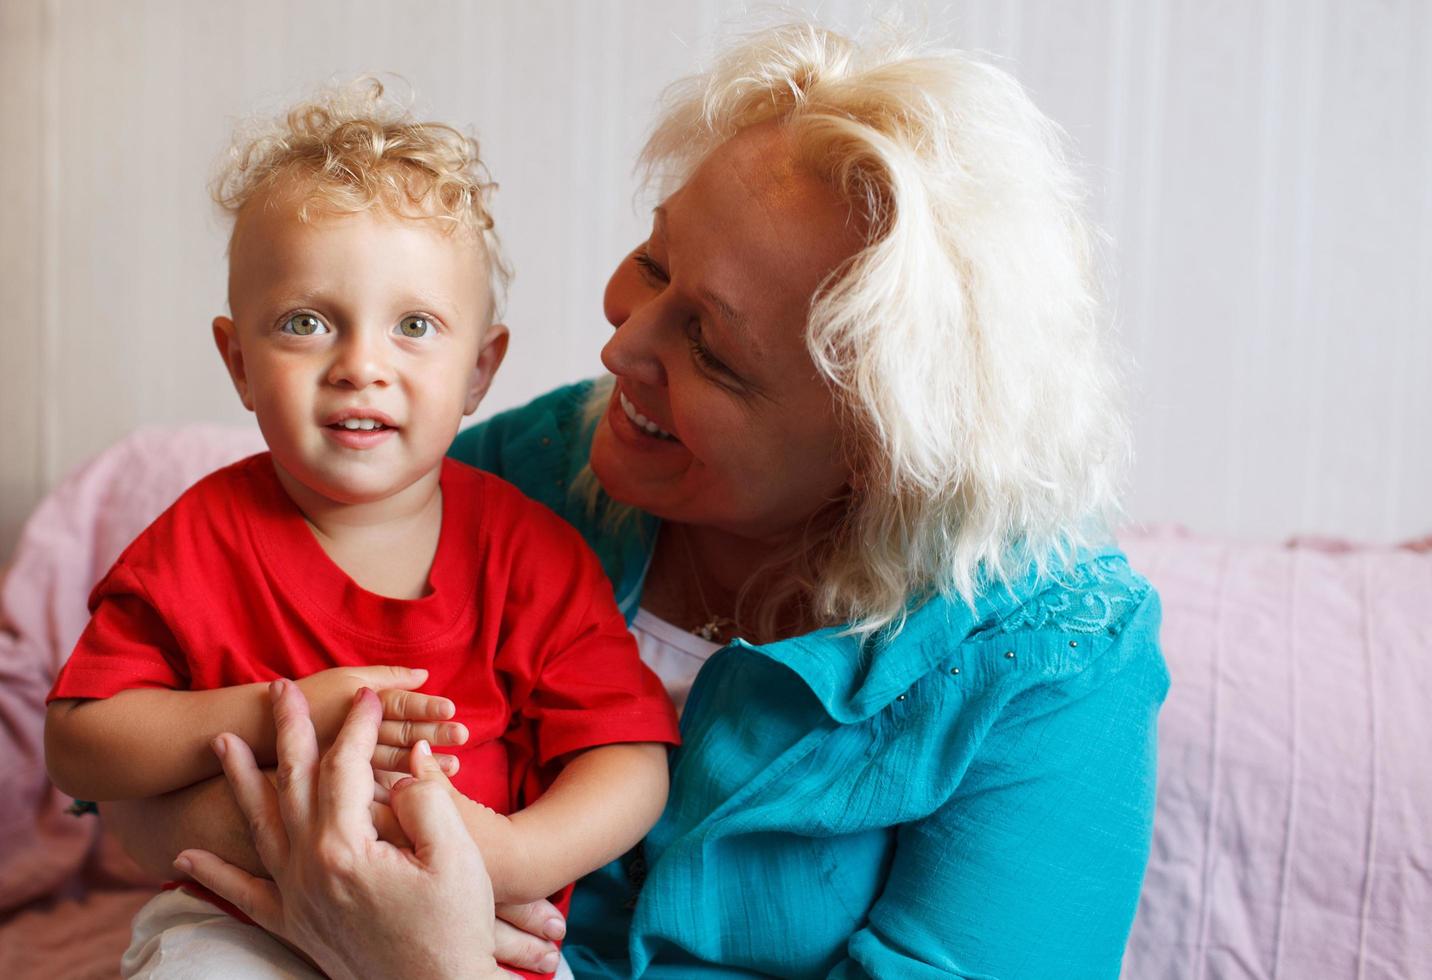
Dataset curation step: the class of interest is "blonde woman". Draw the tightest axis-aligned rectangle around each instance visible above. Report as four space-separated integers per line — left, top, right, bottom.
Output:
115 23 1167 979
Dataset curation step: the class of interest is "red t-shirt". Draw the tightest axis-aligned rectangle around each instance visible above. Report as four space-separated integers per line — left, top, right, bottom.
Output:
52 453 679 807
49 454 679 976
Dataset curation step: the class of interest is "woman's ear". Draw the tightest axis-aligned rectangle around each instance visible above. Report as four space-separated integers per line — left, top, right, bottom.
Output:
212 316 255 411
464 323 510 415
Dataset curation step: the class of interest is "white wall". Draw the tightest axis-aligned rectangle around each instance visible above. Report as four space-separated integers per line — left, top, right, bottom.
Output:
2 0 1428 563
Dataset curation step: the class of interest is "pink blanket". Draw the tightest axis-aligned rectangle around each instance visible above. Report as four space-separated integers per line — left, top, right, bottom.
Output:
3 427 1429 978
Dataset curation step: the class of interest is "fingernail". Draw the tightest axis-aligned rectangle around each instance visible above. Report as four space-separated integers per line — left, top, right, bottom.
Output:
173 854 193 875
539 951 560 972
543 917 566 940
269 679 283 703
415 739 431 757
211 736 227 759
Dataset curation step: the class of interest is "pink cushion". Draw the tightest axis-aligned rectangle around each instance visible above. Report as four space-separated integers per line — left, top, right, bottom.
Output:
1120 526 1432 979
0 424 264 914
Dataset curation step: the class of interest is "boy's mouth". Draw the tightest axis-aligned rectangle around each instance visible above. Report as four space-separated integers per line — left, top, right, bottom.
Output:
330 418 390 431
323 410 398 432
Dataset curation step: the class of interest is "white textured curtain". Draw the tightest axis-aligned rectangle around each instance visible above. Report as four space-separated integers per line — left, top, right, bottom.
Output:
1 0 1427 559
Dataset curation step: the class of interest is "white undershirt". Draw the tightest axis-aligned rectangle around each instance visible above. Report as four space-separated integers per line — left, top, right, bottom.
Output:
630 607 722 717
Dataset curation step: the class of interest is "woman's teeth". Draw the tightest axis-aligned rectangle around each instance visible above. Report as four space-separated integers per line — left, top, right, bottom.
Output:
619 391 675 440
336 418 386 430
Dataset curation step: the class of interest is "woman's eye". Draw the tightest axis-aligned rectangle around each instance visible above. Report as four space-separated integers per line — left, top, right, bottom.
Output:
398 315 433 338
687 322 736 380
282 313 327 336
633 248 668 285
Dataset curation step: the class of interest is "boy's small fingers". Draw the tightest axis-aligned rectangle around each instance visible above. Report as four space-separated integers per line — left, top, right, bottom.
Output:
378 689 454 721
371 744 405 773
376 719 468 748
378 666 428 689
371 744 460 776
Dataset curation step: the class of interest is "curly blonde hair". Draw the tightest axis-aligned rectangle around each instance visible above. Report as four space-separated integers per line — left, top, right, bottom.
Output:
213 77 509 316
586 23 1131 639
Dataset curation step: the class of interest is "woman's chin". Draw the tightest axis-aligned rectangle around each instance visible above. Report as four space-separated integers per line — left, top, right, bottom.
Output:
590 418 691 516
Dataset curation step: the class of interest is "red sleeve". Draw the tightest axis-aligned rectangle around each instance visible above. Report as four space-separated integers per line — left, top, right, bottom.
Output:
525 571 682 766
47 561 189 701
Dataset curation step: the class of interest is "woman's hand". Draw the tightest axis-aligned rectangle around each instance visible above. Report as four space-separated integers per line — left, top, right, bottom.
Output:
295 666 468 776
173 679 506 980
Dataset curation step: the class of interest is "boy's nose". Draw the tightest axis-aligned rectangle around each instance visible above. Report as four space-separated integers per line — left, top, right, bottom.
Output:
328 332 394 389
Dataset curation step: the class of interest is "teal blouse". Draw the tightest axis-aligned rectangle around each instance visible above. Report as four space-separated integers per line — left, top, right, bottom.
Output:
450 382 1169 980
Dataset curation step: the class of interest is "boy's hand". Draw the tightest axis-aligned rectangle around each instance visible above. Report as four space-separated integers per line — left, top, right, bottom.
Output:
294 667 467 777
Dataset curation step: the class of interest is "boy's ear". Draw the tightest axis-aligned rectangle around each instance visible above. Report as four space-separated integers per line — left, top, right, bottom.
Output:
212 316 255 411
464 323 509 415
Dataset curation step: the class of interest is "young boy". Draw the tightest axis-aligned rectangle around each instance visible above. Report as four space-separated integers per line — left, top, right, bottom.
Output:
43 80 679 979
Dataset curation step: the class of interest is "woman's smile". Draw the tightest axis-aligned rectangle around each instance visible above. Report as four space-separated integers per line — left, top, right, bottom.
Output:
617 388 678 441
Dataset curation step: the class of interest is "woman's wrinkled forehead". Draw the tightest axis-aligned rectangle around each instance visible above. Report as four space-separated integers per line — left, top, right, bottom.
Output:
667 125 866 257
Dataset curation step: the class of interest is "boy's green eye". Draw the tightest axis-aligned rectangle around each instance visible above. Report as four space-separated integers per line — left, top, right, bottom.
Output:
398 315 432 338
282 313 327 336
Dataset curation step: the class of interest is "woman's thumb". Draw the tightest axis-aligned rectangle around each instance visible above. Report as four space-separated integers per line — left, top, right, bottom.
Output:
389 741 467 859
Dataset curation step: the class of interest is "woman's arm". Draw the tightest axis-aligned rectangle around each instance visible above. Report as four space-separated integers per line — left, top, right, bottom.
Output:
829 625 1166 979
102 771 268 878
447 741 670 905
47 666 458 800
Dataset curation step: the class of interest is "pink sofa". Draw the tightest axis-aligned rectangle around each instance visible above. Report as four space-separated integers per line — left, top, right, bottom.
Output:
2 427 1428 978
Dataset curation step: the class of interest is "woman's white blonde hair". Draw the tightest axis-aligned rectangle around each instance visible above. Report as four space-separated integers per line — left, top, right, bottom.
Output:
213 77 509 317
592 23 1131 639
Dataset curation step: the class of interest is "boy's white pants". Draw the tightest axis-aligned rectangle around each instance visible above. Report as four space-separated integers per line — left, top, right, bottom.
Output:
123 889 575 979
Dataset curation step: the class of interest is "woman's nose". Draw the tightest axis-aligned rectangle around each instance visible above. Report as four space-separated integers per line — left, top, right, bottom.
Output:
327 330 393 389
600 308 667 389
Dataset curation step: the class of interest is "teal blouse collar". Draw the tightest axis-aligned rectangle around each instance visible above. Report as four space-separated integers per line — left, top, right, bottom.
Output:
609 510 1119 724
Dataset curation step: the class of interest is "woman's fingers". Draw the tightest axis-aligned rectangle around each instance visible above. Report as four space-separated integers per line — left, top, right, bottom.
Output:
492 918 561 973
388 741 472 866
371 744 461 776
317 687 386 834
370 800 412 848
174 848 284 935
211 731 289 873
377 718 468 748
494 898 567 942
378 687 454 721
269 679 320 830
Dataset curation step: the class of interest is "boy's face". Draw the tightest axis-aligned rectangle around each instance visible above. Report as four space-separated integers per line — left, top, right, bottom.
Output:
213 192 506 512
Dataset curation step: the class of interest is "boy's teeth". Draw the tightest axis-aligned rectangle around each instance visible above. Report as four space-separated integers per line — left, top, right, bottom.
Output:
339 418 384 430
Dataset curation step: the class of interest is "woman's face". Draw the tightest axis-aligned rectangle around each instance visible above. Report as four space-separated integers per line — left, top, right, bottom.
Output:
590 125 868 542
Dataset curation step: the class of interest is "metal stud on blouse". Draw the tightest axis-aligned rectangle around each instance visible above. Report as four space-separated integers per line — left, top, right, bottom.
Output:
1004 650 1016 659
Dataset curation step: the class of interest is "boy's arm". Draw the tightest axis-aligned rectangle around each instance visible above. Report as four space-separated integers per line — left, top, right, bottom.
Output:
451 742 669 905
47 686 274 801
47 666 454 801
